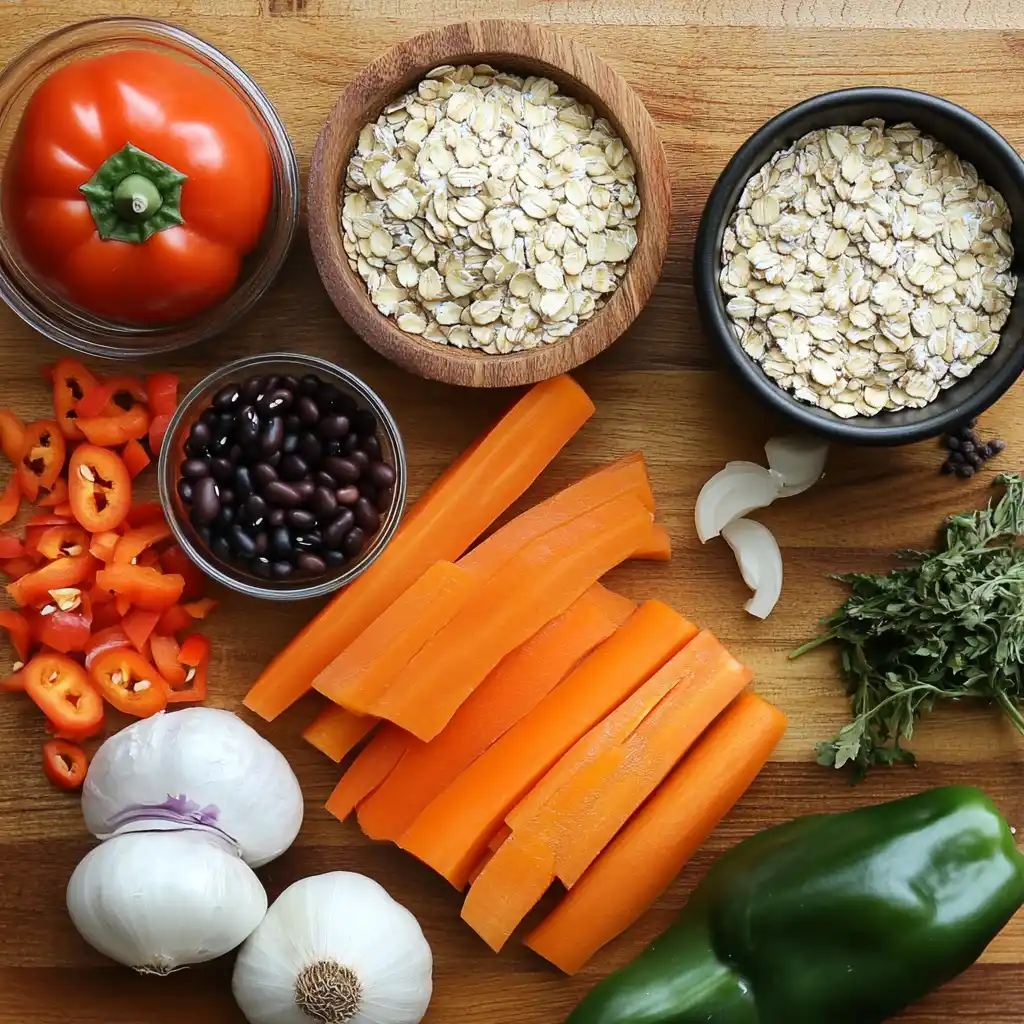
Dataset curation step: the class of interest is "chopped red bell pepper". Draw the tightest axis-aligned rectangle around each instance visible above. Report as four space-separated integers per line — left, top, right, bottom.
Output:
0 532 24 559
42 738 88 790
36 524 89 561
89 531 120 562
0 410 25 465
148 414 172 458
114 521 172 565
6 552 95 607
146 373 180 417
53 502 74 517
76 405 151 448
183 597 217 619
121 606 161 653
74 376 149 419
89 594 123 631
160 543 206 600
1 556 39 580
18 419 66 501
26 512 73 528
126 502 165 529
84 624 131 668
121 438 151 479
0 475 20 526
37 477 69 508
137 549 162 569
157 603 193 637
150 633 186 688
28 596 93 654
168 632 209 704
1 666 26 692
0 609 32 662
95 563 184 611
51 358 101 441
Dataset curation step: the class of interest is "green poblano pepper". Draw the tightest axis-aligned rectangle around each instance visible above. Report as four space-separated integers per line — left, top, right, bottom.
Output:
566 786 1024 1024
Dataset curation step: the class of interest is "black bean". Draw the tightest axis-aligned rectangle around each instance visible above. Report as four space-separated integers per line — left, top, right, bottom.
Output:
299 374 321 397
343 432 361 453
335 485 360 506
230 525 257 558
361 436 382 461
271 527 293 559
282 432 300 456
312 487 337 518
316 383 344 411
216 506 235 530
234 466 254 503
288 508 317 531
324 440 344 458
186 439 209 458
264 481 302 507
294 531 321 552
267 508 286 527
235 406 260 445
284 413 301 433
956 464 976 478
189 422 211 448
267 451 282 469
940 460 954 475
298 431 323 466
325 549 346 568
181 458 209 480
260 416 284 456
324 456 359 485
209 457 234 483
961 441 975 456
369 462 396 489
211 533 232 561
258 389 294 416
200 409 219 428
353 409 377 436
191 477 220 525
296 396 320 427
966 452 981 468
257 376 279 400
217 411 236 433
354 497 381 534
177 479 194 504
243 494 268 523
253 463 279 489
319 414 350 440
343 527 367 559
243 441 264 463
240 376 265 403
219 488 236 507
323 509 356 549
281 375 300 391
252 531 269 557
992 439 1007 453
358 479 378 503
379 487 394 510
214 384 241 410
949 451 965 465
271 561 294 580
280 454 309 482
209 432 233 456
293 480 316 504
315 471 337 489
252 556 272 579
196 524 213 545
297 553 327 576
350 450 370 474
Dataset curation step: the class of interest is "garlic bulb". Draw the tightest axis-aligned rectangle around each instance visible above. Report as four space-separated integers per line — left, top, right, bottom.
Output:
232 872 433 1024
82 707 303 868
67 830 268 974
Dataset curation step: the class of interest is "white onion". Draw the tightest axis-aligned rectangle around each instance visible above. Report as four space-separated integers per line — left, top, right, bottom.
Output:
765 436 828 497
721 518 783 619
694 461 783 542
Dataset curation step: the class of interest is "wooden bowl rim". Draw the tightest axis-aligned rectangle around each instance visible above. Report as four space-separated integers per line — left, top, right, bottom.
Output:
307 19 672 388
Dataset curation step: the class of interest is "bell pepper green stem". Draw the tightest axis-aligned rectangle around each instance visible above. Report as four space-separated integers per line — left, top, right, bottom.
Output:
112 174 164 222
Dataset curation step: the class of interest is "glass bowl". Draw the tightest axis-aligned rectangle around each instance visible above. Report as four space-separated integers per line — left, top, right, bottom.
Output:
0 17 300 358
157 354 407 602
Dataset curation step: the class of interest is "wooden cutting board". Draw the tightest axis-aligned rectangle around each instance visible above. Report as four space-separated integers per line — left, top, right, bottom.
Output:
1 2 1022 1021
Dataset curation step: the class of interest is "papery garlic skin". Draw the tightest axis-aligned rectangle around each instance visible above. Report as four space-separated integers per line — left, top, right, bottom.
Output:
232 872 433 1024
67 830 268 974
82 708 303 868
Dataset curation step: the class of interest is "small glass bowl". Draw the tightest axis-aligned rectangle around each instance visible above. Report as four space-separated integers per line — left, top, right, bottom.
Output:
157 354 407 602
0 17 300 358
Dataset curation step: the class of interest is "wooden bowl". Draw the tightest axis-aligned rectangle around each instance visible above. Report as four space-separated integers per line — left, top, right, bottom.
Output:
307 20 672 388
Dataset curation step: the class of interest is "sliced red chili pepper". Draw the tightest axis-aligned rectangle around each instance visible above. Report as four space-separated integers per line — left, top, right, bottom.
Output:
149 413 172 458
168 632 209 704
0 409 26 465
89 647 168 717
76 405 151 448
23 652 104 738
28 592 93 654
37 477 69 508
114 521 172 564
126 502 165 529
1 666 25 693
42 738 88 790
36 524 89 561
51 358 101 441
26 512 73 528
122 438 150 479
0 608 32 662
157 603 192 637
69 445 132 533
95 563 184 611
74 376 149 420
89 593 123 632
89 531 120 563
0 474 20 526
84 625 132 670
6 552 95 607
146 373 180 417
53 502 74 517
115 594 132 618
183 597 217 619
0 532 24 559
121 606 161 653
160 543 206 600
18 420 66 501
1 556 39 580
137 549 162 569
150 633 186 688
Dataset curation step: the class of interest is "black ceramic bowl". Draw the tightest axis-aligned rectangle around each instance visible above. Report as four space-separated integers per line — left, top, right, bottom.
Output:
695 87 1024 445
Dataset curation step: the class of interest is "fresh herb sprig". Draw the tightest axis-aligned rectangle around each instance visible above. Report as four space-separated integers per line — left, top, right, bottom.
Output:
792 472 1024 779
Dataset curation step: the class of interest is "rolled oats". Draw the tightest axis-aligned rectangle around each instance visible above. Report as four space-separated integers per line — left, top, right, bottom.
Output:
721 120 1017 416
342 65 640 354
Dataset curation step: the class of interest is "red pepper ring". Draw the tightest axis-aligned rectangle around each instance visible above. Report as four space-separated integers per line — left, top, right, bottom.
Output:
18 420 66 501
69 445 132 533
51 358 101 441
5 551 95 607
76 405 151 448
42 738 88 790
167 632 209 704
23 652 105 739
146 373 179 417
89 647 168 717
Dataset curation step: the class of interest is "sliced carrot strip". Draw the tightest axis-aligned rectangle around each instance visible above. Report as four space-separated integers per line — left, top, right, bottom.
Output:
356 585 635 843
525 691 787 973
373 495 653 741
325 725 411 824
312 561 479 713
303 704 378 763
461 631 753 950
399 600 697 889
632 523 671 561
244 376 595 721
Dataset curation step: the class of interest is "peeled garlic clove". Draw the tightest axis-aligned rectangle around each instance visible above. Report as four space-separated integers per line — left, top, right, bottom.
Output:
233 871 432 1024
82 707 303 869
67 830 267 974
695 461 783 542
765 436 828 497
722 517 783 619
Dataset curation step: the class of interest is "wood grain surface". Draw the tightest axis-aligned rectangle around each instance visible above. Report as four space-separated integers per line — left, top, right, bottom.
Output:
1 2 1023 1022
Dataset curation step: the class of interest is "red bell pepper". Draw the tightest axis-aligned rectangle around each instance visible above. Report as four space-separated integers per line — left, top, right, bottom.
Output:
0 532 23 559
0 410 25 465
146 373 180 417
0 609 32 662
76 405 151 448
84 624 132 670
114 521 172 564
160 543 207 601
121 606 161 653
157 603 193 637
126 502 165 529
168 632 209 704
0 475 20 526
36 524 89 561
122 438 151 479
150 633 186 688
6 552 95 607
95 563 184 611
148 414 172 458
28 597 94 654
1 556 39 580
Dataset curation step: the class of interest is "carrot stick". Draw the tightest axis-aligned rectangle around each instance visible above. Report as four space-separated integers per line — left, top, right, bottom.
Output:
244 376 595 721
303 704 378 763
312 561 478 713
325 724 411 824
460 631 753 950
355 585 635 842
525 691 787 973
398 601 698 889
632 523 671 561
372 495 654 741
